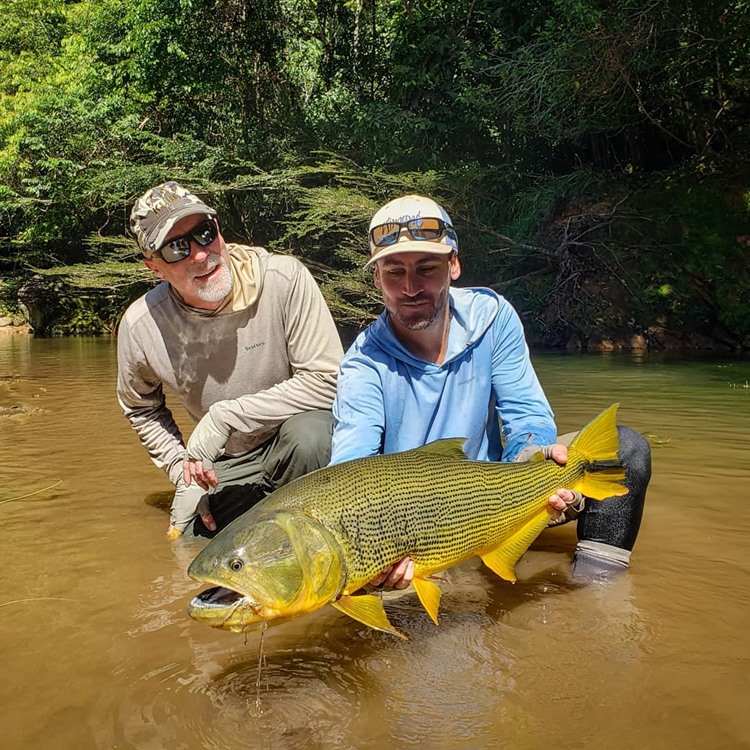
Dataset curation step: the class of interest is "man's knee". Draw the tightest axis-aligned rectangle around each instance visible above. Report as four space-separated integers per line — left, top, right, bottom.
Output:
266 410 334 488
278 410 333 457
617 425 652 490
576 425 651 555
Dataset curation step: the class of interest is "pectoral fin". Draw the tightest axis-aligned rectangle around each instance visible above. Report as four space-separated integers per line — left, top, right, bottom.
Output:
480 508 554 583
331 594 408 640
412 576 442 626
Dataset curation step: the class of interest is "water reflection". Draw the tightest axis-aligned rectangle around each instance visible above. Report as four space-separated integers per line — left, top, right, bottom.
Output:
1 338 749 750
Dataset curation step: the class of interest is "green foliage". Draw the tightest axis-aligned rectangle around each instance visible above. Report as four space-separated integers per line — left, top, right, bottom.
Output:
489 0 750 169
634 159 750 338
0 0 748 348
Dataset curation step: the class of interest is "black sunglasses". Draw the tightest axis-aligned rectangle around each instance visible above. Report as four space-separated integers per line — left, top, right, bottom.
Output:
370 217 455 248
153 219 219 263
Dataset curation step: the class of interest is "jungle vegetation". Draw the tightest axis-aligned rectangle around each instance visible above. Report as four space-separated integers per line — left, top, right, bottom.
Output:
1 0 748 349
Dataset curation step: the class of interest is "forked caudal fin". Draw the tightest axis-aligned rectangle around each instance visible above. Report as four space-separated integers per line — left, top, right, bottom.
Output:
568 403 628 500
478 404 628 586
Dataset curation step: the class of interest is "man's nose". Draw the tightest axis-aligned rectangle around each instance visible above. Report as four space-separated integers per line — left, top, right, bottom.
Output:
402 270 422 296
190 242 212 262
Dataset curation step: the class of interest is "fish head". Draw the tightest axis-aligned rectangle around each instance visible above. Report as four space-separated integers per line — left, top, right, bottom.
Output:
187 511 345 633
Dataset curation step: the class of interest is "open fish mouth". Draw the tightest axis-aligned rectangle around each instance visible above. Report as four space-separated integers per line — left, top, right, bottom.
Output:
192 586 245 607
187 586 262 631
188 587 274 633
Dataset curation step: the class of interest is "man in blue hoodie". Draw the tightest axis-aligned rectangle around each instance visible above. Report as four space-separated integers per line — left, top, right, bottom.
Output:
330 195 651 589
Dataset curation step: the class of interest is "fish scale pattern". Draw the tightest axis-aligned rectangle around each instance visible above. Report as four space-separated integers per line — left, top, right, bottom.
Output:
259 447 588 591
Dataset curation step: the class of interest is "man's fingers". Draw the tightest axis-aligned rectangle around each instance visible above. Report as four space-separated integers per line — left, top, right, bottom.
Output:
369 569 389 587
549 444 568 465
548 492 567 511
183 458 204 486
201 511 217 532
193 474 212 491
387 557 414 589
369 557 415 590
386 560 406 586
395 559 415 590
183 458 219 491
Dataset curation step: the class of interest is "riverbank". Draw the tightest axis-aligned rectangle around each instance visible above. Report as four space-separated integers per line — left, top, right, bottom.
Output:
0 317 31 335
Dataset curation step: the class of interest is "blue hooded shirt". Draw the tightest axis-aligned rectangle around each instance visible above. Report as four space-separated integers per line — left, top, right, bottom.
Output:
330 287 557 464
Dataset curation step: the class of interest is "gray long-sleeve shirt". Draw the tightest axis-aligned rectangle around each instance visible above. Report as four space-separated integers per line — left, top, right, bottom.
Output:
117 245 343 485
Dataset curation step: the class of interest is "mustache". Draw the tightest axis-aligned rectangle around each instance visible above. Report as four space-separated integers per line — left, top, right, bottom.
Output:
193 254 222 277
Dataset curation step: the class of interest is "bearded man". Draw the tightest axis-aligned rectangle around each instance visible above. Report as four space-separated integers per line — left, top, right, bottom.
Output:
328 194 651 588
117 181 343 540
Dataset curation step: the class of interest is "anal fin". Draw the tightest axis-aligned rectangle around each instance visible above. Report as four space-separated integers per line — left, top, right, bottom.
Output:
480 508 554 583
412 576 442 626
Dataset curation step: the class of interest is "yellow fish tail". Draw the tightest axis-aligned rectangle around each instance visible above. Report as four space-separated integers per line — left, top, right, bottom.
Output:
569 404 628 500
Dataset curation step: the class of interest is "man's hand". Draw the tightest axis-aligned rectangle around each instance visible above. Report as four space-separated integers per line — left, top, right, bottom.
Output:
515 443 585 522
179 409 228 530
539 444 586 523
167 476 217 539
546 444 570 515
183 457 219 492
367 557 415 591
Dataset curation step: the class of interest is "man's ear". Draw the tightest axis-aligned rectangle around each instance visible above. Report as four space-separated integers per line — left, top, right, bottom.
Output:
143 258 164 279
449 254 462 282
373 264 382 291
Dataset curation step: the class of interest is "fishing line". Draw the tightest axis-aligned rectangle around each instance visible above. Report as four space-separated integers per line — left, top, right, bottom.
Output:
254 623 269 714
0 596 77 609
0 479 62 505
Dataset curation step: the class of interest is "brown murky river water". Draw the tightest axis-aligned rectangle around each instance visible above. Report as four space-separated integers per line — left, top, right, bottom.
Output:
1 334 748 750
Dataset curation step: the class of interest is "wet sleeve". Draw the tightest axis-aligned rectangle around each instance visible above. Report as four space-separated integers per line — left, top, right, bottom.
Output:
329 354 385 465
490 301 557 462
116 315 186 485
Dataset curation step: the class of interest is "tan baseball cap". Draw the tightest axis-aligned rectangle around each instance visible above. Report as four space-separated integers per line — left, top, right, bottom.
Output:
129 181 217 257
365 194 457 268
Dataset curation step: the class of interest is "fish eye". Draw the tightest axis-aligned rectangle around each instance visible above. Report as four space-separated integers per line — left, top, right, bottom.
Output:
228 558 244 572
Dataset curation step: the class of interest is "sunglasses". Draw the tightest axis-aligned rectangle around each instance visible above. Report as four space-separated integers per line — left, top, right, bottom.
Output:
153 218 218 263
370 217 455 248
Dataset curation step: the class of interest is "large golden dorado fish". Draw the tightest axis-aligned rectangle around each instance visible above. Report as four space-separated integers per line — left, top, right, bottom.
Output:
187 404 628 639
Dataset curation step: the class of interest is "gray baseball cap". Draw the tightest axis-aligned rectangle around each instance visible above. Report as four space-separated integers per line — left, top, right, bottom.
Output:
130 181 217 257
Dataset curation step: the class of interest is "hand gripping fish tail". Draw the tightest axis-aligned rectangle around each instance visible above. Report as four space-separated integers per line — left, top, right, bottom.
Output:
185 404 628 640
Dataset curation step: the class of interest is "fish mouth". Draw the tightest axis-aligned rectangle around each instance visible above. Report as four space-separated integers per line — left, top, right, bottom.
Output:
188 586 265 632
194 585 246 607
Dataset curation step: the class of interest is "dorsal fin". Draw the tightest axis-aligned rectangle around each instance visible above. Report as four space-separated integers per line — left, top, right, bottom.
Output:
412 438 468 460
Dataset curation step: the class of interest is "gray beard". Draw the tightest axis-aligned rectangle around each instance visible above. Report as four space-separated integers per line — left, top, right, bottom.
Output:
194 261 233 303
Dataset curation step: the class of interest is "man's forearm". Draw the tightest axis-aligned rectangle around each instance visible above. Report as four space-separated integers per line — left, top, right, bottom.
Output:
209 369 337 438
123 404 187 484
